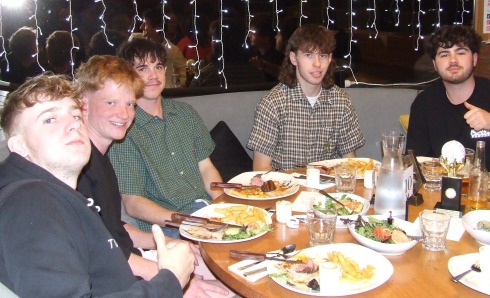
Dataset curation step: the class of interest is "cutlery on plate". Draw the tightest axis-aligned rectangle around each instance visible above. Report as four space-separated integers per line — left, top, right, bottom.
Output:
235 244 299 271
230 250 305 263
294 175 334 183
165 220 228 232
319 190 354 215
210 182 256 189
171 213 244 229
451 262 481 282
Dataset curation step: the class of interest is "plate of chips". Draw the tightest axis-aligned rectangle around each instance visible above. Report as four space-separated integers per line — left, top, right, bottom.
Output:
310 158 380 179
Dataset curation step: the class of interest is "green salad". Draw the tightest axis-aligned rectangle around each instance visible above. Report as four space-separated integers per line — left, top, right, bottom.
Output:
355 216 410 244
313 194 364 215
222 225 274 240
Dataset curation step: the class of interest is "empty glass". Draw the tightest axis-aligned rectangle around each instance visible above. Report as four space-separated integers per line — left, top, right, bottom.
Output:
306 209 337 246
419 211 451 251
334 164 357 193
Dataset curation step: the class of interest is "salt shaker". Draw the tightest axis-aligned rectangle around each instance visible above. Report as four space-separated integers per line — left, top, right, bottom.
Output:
306 166 320 187
364 169 376 189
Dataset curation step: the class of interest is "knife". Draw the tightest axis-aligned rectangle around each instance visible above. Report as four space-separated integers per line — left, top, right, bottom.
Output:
171 213 244 229
230 250 304 263
210 182 257 189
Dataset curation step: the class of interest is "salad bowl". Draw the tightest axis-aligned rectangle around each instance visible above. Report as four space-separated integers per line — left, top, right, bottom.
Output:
312 192 370 228
462 210 490 245
347 215 422 255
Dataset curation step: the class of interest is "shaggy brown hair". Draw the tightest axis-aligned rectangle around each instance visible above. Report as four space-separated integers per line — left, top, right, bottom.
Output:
279 24 337 89
425 25 482 60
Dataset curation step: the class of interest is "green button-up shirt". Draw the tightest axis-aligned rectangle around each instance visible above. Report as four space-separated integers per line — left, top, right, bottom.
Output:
109 98 215 232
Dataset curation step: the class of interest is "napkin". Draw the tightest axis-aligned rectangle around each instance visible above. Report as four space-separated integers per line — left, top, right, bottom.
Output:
228 259 271 282
413 213 465 242
291 191 324 212
291 172 335 190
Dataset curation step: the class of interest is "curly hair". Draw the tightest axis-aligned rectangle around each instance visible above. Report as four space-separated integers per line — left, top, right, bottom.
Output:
117 38 167 67
279 24 337 88
0 74 78 137
425 25 482 59
74 55 144 99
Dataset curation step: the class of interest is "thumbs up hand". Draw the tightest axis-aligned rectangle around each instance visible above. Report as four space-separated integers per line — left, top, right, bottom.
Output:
464 101 490 131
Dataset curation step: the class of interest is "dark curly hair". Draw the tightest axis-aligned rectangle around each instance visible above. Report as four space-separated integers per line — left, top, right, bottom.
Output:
425 25 482 60
117 38 167 66
279 24 336 89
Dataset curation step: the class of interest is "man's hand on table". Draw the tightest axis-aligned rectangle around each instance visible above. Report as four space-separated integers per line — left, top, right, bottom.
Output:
152 224 195 288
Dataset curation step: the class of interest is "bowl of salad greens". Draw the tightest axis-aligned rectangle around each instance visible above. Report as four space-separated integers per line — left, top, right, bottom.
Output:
347 215 421 255
312 193 370 228
462 210 490 245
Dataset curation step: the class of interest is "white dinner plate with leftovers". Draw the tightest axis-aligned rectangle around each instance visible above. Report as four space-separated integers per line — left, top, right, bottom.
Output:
225 171 299 200
448 253 490 295
267 243 393 296
310 158 381 179
178 203 272 243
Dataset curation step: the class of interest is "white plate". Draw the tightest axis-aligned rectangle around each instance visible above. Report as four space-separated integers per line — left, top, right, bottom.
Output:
267 243 393 296
225 171 299 200
178 203 272 243
310 158 381 179
313 193 370 228
448 253 490 295
347 215 421 255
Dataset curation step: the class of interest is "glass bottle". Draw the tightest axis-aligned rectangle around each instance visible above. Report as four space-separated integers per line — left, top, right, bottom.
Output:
374 131 406 219
468 141 488 211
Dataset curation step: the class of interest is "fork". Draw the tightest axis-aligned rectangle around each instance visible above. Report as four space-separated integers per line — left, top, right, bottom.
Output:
451 262 481 282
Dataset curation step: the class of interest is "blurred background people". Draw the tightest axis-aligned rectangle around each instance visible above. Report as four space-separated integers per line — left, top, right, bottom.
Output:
87 29 128 57
177 16 212 61
189 18 266 88
0 27 43 86
45 30 81 78
248 13 284 82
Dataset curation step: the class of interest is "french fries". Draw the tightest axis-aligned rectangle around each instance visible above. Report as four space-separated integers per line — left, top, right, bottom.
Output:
341 158 375 175
214 205 267 226
327 251 376 282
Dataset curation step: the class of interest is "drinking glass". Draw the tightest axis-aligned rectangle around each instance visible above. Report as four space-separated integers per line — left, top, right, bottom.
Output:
334 164 357 193
421 160 443 191
306 209 336 246
419 211 451 251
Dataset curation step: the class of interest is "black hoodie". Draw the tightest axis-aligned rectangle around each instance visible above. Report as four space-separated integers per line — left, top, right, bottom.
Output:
0 153 181 297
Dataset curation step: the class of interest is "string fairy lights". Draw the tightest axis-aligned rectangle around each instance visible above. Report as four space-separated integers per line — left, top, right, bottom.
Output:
30 0 45 73
366 0 378 39
189 0 201 79
243 0 252 49
94 0 113 47
0 5 8 72
0 1 478 89
66 0 77 79
299 0 308 27
159 0 172 50
322 0 334 29
216 0 227 88
130 0 142 33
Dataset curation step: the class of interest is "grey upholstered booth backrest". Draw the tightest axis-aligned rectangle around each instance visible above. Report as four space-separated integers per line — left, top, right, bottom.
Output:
176 87 419 162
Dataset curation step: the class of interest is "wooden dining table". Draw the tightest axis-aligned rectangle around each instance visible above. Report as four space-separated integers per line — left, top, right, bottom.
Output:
199 174 486 297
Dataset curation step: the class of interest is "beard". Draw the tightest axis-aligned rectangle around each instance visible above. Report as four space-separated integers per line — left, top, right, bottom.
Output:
439 64 474 85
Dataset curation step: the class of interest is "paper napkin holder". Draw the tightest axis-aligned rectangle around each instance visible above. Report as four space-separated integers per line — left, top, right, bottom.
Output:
434 176 464 218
